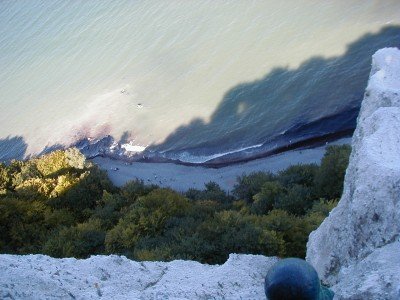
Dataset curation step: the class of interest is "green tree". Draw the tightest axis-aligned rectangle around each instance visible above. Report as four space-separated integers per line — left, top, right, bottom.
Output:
105 189 189 256
0 163 11 193
43 219 105 258
275 184 312 215
186 182 232 203
36 150 70 177
277 164 318 188
314 145 351 199
65 147 87 169
50 167 114 217
120 179 156 203
0 198 49 253
233 171 275 202
252 181 285 214
195 211 285 263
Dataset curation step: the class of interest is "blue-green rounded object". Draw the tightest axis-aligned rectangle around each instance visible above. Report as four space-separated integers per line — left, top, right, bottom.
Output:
264 258 334 300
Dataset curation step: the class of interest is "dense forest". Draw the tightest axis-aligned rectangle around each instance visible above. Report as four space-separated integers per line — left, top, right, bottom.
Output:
0 145 350 264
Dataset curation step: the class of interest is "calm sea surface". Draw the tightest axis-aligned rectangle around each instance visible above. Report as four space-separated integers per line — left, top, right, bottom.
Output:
0 1 399 162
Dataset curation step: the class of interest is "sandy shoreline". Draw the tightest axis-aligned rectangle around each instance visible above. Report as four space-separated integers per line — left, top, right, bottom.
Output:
93 137 351 192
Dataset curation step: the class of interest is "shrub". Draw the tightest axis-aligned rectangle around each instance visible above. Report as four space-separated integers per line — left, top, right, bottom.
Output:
0 198 49 253
105 189 190 256
277 164 318 188
314 145 351 199
43 219 105 258
65 147 87 169
275 184 313 215
252 181 285 214
233 171 275 202
186 181 232 203
120 179 157 202
36 150 70 177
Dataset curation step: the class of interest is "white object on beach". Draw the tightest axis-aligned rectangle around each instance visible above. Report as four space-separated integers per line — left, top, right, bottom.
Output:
121 143 146 153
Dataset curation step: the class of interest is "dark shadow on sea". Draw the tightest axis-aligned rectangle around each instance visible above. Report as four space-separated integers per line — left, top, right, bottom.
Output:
0 26 399 166
142 25 400 166
0 136 28 163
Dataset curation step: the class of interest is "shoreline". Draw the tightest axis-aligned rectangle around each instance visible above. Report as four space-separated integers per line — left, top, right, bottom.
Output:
93 137 351 192
164 129 355 168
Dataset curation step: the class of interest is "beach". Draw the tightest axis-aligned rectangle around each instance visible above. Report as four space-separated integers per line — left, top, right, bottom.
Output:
93 138 351 192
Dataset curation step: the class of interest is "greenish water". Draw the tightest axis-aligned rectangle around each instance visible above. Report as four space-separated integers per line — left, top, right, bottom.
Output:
0 1 399 162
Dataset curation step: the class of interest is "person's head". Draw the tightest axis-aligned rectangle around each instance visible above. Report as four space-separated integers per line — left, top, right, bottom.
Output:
265 258 320 300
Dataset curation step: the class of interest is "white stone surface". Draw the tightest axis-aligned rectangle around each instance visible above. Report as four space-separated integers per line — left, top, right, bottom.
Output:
306 48 400 299
333 241 400 300
0 253 278 299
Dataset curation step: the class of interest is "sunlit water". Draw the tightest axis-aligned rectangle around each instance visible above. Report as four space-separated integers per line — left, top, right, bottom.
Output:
0 1 399 162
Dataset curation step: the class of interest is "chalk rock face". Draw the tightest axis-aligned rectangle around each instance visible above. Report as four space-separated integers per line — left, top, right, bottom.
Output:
306 48 400 299
0 254 278 299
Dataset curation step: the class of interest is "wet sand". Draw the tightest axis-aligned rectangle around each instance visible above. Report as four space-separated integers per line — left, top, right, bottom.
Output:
93 138 351 192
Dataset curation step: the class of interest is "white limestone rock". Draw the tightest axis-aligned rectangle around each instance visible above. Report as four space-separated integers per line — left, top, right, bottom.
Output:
306 48 400 299
0 253 278 299
333 241 400 300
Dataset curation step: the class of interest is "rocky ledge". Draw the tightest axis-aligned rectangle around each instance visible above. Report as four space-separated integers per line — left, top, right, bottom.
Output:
307 47 400 299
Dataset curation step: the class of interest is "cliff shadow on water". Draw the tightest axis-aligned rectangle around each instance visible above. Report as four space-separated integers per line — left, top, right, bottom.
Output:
1 26 399 165
145 25 400 165
0 136 27 163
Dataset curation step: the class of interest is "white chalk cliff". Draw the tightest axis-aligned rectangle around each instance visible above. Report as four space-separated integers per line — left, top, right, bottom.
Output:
0 254 278 299
307 47 400 299
0 48 399 300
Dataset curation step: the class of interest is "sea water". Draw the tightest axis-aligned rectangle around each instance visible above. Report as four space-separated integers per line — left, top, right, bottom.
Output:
0 1 399 162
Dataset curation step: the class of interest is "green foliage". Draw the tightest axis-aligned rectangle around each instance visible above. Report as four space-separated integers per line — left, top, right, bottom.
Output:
65 147 87 169
0 145 347 263
0 163 10 192
233 171 275 202
314 145 351 199
195 210 285 263
252 181 284 214
11 161 41 187
50 167 115 217
0 197 49 253
35 150 70 177
120 179 157 202
105 189 190 256
274 184 313 215
43 219 105 258
308 199 339 217
277 164 318 188
186 181 233 203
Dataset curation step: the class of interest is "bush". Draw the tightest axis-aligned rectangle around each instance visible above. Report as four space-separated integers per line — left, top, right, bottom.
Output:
50 167 115 215
314 145 351 199
186 181 232 203
0 198 49 253
43 219 105 258
252 181 285 214
275 184 313 215
105 189 190 256
120 179 157 202
0 145 346 263
277 164 318 188
65 147 87 169
0 163 10 193
233 171 275 202
36 150 70 177
195 210 285 263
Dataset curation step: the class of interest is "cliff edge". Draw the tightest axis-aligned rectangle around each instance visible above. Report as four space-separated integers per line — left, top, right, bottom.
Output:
0 254 278 299
306 47 400 299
